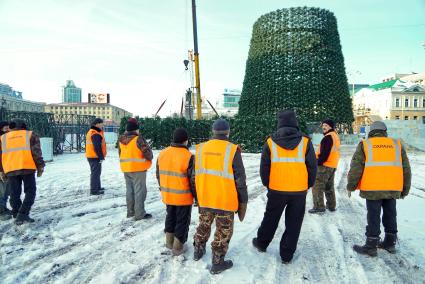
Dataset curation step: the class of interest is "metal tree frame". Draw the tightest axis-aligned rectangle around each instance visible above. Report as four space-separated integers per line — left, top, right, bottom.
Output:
0 105 95 154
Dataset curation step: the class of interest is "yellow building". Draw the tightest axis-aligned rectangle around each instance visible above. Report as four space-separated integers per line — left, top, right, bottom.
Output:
44 103 132 125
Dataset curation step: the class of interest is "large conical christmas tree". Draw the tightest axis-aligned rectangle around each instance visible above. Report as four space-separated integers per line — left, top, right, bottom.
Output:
234 7 353 152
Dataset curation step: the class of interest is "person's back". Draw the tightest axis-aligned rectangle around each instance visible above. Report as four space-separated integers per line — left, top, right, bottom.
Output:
254 110 317 263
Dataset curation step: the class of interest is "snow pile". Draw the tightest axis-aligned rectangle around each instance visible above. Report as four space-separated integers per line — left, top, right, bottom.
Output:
0 147 424 283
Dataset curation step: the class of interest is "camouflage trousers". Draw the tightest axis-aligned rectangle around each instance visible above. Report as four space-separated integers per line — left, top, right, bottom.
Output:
194 210 234 263
312 166 336 210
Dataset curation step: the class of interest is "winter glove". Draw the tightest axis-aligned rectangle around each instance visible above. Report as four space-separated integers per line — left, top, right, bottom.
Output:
37 168 44 178
237 203 247 222
0 172 6 182
99 159 104 164
401 192 408 199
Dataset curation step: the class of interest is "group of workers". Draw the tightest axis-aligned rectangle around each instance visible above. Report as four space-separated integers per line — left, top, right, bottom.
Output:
0 109 411 275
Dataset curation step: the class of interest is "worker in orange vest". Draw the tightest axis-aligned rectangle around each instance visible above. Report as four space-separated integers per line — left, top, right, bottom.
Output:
0 119 45 225
86 118 107 195
0 121 11 220
309 119 340 214
118 118 153 220
347 121 411 256
193 119 248 274
253 110 317 263
156 128 194 256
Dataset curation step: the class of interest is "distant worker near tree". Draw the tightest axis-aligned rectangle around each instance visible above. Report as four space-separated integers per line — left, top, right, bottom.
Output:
192 119 248 274
156 128 194 256
347 121 411 257
252 110 317 263
119 118 153 220
86 118 107 195
308 119 340 214
0 121 11 220
0 119 45 225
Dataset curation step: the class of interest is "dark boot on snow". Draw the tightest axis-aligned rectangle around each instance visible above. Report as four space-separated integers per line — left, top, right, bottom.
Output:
165 233 174 249
193 244 206 261
15 213 35 225
252 238 266 252
378 233 397 254
308 208 326 214
0 206 12 221
353 237 379 257
90 189 104 195
210 253 233 274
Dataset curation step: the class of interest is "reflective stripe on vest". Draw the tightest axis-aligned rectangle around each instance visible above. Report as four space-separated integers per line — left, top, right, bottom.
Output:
119 136 151 172
195 142 234 180
268 137 309 192
358 137 403 192
1 130 37 174
158 146 193 206
364 139 401 167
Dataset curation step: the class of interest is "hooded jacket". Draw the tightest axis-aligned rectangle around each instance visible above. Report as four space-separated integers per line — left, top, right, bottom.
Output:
118 131 153 162
347 129 411 200
260 127 317 193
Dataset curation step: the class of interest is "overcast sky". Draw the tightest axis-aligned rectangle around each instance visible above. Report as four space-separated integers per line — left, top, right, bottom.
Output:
1 0 424 117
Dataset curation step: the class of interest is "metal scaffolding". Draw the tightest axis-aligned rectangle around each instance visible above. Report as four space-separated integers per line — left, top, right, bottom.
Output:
0 105 95 154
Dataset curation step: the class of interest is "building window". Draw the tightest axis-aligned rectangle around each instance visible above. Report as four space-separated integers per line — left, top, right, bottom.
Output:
423 99 425 108
395 98 400 108
413 116 418 120
414 99 418 108
404 116 409 120
405 98 409 107
423 116 425 124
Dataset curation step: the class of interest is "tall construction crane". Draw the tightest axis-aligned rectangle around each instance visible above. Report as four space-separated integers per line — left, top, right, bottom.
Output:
191 0 202 119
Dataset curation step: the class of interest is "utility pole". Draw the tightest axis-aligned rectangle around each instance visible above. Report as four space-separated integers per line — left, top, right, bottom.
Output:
192 0 202 119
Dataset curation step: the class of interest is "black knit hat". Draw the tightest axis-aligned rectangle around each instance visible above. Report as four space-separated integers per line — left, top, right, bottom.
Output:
9 118 27 130
322 119 335 129
91 118 104 126
212 119 230 134
173 128 189 143
0 121 9 130
277 109 299 129
126 118 139 132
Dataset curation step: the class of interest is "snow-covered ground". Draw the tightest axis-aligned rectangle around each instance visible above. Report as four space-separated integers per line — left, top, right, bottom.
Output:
1 146 424 284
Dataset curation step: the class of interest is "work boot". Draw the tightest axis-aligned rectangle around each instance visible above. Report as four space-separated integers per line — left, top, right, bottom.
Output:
15 213 35 226
378 233 397 254
127 211 135 218
193 244 206 261
134 213 152 221
210 253 233 274
353 237 379 257
326 205 336 212
252 238 266 252
308 208 326 214
0 207 13 221
172 237 185 256
165 233 175 249
90 189 104 195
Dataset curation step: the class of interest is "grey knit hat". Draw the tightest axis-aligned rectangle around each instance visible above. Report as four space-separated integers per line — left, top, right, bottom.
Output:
212 119 230 134
370 121 387 132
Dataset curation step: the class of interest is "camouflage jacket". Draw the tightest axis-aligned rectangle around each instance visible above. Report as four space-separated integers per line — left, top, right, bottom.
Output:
346 130 411 200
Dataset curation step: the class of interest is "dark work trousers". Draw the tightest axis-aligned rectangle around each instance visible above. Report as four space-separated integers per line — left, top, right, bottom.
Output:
366 199 397 237
8 174 37 215
164 205 192 244
0 180 10 208
88 158 102 192
256 190 306 261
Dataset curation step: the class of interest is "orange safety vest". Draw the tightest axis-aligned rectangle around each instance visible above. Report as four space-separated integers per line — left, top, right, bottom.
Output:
195 139 238 212
1 130 37 174
267 137 309 192
86 129 107 159
158 146 193 206
357 137 403 192
316 131 340 168
119 136 152 172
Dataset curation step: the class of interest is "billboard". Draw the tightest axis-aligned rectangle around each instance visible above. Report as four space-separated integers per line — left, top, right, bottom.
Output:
88 93 110 104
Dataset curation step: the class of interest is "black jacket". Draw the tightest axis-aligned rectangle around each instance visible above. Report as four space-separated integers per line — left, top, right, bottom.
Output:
156 143 195 198
90 126 105 161
260 127 317 193
191 134 248 213
317 129 335 166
